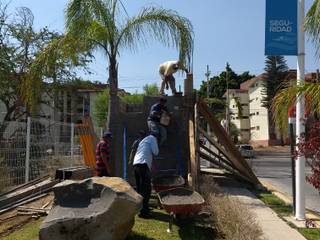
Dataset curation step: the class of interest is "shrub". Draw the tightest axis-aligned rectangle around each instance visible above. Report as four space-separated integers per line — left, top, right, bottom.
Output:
296 121 320 190
200 175 263 240
121 94 143 105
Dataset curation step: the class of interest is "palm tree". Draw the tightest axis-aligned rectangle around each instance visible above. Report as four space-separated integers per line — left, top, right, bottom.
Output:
25 0 193 128
65 0 194 129
272 81 317 135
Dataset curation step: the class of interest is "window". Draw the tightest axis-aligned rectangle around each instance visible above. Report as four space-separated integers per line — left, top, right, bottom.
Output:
256 97 258 101
256 126 260 130
241 129 250 132
256 112 259 115
242 116 249 119
233 105 235 108
241 103 248 106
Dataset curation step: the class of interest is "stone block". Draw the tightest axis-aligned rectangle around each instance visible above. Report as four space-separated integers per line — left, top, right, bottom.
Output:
39 177 142 240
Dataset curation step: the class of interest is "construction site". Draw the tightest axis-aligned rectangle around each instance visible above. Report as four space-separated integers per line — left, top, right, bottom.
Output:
2 0 320 239
0 73 266 240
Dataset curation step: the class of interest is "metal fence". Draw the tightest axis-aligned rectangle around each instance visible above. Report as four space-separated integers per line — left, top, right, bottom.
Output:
0 117 84 192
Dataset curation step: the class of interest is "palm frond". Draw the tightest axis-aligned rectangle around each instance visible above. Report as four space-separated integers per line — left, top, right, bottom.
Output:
272 81 320 135
306 0 320 56
22 34 90 113
116 6 194 68
66 0 115 39
271 80 298 135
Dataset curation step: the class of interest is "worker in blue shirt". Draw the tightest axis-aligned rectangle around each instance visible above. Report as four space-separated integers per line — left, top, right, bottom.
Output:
133 132 159 218
147 97 169 146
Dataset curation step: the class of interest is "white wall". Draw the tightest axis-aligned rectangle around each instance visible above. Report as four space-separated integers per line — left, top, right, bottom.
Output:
248 80 269 142
229 91 250 142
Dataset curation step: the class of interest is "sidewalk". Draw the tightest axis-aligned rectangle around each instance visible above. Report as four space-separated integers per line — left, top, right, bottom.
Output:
224 187 306 240
259 179 320 227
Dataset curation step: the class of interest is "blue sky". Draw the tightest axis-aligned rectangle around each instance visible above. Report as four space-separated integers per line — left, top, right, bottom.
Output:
7 0 319 93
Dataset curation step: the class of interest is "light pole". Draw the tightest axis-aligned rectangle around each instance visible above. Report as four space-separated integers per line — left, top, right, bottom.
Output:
295 0 305 220
205 65 211 135
225 68 230 135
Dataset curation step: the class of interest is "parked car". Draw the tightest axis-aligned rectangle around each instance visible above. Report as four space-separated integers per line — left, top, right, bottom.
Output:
238 144 254 158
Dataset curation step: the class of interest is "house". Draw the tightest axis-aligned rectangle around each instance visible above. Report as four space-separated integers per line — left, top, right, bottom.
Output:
225 70 317 147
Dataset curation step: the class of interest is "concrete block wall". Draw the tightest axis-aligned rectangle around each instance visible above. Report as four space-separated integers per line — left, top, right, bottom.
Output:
113 96 190 184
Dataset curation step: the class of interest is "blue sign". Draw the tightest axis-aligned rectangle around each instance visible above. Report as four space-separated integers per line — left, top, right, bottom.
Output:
265 0 297 56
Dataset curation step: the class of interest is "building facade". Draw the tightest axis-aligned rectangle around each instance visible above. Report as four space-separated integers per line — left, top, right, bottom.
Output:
225 71 316 147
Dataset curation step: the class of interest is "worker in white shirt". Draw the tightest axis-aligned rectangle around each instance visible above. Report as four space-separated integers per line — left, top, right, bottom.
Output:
133 132 159 218
159 60 188 95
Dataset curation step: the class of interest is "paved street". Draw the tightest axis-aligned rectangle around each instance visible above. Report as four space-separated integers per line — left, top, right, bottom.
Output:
252 154 320 214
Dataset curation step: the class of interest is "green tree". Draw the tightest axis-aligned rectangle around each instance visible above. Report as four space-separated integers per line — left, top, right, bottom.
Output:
0 6 64 121
93 89 109 127
199 63 255 99
143 83 159 96
261 56 288 109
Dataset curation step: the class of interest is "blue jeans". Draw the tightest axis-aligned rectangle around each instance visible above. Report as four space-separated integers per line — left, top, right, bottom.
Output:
147 120 167 146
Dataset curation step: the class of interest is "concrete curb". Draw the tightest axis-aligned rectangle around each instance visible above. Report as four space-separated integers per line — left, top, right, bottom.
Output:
259 178 320 226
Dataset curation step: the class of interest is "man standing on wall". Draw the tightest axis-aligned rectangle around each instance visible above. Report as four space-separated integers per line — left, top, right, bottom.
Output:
159 60 188 95
133 132 159 218
95 131 112 177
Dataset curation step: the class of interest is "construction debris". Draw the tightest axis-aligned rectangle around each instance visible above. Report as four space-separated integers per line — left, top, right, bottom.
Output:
55 166 94 180
0 176 58 214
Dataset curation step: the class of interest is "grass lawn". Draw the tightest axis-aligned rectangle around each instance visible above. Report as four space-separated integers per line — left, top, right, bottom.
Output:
1 218 43 240
1 209 214 240
256 191 320 240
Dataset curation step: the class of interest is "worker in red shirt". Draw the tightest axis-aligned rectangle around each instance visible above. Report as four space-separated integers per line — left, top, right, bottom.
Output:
95 131 112 176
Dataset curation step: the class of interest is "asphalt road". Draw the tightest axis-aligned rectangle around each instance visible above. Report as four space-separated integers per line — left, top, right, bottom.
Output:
251 154 320 214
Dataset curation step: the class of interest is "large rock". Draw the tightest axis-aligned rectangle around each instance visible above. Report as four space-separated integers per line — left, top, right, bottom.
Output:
39 177 142 240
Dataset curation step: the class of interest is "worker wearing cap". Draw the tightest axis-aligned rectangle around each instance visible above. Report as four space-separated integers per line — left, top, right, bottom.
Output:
95 131 112 177
133 132 159 218
159 60 188 95
147 97 168 146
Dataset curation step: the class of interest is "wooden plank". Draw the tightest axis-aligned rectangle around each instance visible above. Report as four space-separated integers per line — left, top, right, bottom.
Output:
194 103 200 191
0 193 48 214
199 151 253 184
198 127 232 162
199 143 235 169
189 114 198 190
198 100 260 185
0 178 58 210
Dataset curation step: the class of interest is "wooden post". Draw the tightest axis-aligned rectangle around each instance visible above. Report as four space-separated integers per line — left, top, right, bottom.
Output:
189 114 197 190
194 102 200 191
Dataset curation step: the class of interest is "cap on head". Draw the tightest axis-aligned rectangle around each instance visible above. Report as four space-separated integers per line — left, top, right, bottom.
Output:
103 131 112 138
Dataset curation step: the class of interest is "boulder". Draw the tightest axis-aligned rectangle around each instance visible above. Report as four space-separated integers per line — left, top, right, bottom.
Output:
39 177 142 240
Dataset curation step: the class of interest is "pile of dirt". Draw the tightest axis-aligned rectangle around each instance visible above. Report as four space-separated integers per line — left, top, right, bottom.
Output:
159 188 204 205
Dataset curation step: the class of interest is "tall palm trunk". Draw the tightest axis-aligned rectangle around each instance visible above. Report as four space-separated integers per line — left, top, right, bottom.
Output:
107 56 121 176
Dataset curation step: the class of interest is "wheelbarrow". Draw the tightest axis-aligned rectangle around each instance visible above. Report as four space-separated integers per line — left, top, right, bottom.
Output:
157 187 205 233
152 174 185 192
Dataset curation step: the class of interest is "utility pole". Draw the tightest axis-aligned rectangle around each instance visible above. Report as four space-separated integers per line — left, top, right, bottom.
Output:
296 0 305 220
205 65 211 135
225 68 230 135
